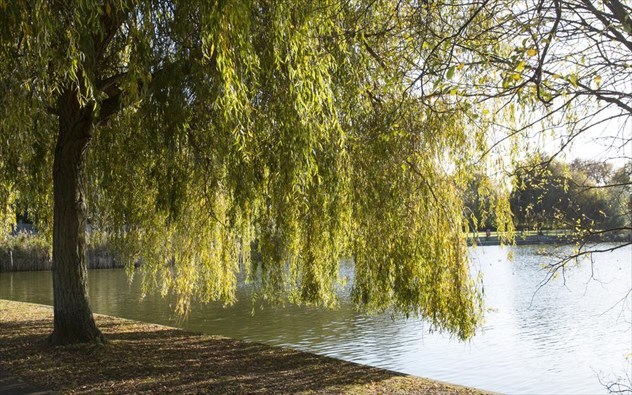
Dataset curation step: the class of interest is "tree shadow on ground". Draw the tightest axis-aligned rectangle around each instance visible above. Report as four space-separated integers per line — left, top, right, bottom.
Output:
0 301 483 394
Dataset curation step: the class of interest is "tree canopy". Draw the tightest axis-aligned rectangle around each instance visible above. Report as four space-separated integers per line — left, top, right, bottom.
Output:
510 156 630 235
1 0 629 345
422 0 632 246
0 1 519 343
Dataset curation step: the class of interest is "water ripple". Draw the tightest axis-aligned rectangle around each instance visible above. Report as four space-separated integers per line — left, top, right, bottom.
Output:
1 244 630 394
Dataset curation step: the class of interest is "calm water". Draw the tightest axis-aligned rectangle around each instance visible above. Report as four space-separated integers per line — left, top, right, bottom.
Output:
1 245 630 394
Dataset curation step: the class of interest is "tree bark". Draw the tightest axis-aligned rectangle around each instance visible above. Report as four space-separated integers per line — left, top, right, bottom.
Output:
49 89 103 345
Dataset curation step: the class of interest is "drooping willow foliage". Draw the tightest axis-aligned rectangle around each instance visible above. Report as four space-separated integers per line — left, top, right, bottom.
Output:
0 1 520 340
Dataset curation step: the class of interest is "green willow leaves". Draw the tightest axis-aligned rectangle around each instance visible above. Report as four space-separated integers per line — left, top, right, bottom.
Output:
0 0 524 340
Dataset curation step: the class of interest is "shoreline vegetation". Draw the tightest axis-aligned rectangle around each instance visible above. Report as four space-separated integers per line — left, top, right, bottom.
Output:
2 231 629 272
467 229 631 246
0 233 124 272
0 299 492 394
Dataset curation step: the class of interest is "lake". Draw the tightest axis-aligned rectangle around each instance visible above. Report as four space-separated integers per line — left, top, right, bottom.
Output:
1 245 630 394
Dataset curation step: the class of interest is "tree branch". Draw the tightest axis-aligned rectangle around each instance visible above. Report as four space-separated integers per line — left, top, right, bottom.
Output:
580 0 632 53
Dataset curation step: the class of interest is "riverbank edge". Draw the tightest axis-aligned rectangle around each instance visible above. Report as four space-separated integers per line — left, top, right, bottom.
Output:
0 299 498 394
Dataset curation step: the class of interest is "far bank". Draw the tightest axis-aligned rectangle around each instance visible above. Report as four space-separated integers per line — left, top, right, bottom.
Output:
3 231 629 272
0 234 123 272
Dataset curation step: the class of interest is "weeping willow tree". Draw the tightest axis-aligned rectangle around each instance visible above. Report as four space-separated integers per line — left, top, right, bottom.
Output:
0 0 512 345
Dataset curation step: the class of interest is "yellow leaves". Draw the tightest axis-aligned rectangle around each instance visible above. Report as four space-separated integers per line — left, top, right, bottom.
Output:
0 186 17 239
594 75 602 88
526 48 538 57
515 61 525 73
511 73 521 81
21 23 32 36
443 62 464 80
21 79 31 92
0 0 498 341
202 39 215 61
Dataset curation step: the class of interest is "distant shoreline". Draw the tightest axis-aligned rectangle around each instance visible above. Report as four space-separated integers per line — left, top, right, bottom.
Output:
3 231 629 272
467 234 571 246
467 233 630 246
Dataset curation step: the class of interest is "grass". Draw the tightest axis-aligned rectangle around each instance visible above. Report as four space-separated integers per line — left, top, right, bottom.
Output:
0 299 492 394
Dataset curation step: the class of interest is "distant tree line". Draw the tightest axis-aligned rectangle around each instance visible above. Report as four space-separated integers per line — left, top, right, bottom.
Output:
465 158 631 241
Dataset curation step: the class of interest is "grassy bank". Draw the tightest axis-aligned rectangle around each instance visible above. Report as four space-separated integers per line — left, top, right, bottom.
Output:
0 299 492 394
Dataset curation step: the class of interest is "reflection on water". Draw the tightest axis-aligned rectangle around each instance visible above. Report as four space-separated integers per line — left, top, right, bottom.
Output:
1 245 630 394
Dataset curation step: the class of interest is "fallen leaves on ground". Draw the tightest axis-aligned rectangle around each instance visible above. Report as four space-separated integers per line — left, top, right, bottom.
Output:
0 299 492 394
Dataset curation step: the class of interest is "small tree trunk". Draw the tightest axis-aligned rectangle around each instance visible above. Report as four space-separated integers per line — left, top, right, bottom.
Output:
49 89 103 345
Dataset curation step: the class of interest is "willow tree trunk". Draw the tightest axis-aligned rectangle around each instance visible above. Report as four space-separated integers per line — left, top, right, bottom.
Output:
49 89 103 345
